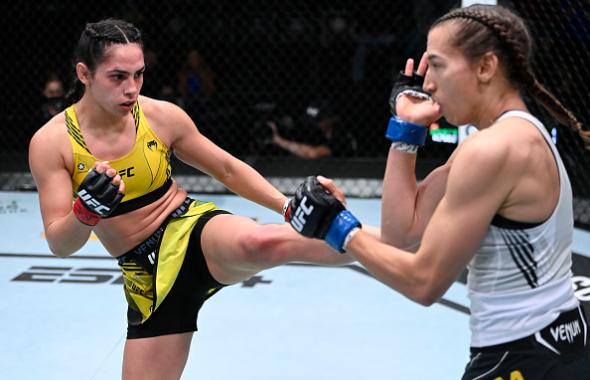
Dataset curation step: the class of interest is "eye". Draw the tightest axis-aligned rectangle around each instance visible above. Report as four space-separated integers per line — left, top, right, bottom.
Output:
111 74 125 81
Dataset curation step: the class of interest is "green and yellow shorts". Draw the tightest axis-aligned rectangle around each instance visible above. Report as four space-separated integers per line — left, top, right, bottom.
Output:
116 197 230 339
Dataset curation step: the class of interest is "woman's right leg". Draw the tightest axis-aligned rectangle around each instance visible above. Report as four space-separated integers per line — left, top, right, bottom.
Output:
122 332 193 380
199 213 354 285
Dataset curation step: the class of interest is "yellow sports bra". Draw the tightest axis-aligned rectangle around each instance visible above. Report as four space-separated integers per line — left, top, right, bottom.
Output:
66 102 172 217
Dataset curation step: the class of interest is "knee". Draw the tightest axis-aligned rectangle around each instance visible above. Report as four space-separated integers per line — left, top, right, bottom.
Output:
240 224 290 267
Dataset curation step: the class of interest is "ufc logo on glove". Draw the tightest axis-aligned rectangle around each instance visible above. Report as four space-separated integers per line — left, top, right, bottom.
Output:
290 196 314 232
78 189 111 216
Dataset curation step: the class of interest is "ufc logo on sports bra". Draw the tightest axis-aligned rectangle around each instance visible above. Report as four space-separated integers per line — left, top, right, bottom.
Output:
118 166 135 178
290 196 314 232
78 190 111 215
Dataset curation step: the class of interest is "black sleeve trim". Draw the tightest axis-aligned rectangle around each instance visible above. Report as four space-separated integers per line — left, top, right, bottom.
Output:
491 213 543 229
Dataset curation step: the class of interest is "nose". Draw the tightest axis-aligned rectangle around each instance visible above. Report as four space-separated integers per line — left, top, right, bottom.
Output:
124 77 141 97
423 70 435 94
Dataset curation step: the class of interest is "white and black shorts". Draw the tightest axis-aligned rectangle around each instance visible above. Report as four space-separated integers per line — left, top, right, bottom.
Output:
463 306 590 380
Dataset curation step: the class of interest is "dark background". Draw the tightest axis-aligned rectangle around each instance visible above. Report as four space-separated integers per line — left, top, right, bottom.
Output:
1 0 589 228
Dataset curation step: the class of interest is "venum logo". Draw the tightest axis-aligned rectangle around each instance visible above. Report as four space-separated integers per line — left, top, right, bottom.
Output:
147 140 158 150
77 163 86 171
550 320 582 344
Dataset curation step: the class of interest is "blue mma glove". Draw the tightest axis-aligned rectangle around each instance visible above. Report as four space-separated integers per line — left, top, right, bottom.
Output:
385 116 429 146
288 176 361 252
386 71 430 147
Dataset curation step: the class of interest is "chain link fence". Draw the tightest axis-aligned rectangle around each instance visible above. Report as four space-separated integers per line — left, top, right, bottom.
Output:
1 0 589 229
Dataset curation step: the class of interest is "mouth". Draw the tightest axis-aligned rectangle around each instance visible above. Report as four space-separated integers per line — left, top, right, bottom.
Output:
118 101 136 111
432 98 443 113
120 100 136 107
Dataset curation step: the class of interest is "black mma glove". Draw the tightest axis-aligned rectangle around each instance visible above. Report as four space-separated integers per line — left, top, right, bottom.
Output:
388 71 431 116
72 169 124 226
386 71 431 150
287 176 361 252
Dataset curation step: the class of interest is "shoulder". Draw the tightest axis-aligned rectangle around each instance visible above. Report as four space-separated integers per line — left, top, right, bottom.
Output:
136 95 198 146
446 126 513 200
30 112 69 151
138 95 190 126
29 112 71 172
456 116 541 171
453 127 509 173
447 117 542 201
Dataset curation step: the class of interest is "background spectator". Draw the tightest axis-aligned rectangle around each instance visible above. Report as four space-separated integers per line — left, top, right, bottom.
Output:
39 74 65 123
263 99 357 159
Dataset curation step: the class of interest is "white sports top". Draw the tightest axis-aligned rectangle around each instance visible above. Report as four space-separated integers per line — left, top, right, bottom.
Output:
467 110 579 347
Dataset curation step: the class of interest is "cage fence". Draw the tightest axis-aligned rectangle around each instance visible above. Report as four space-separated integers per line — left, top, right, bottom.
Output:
1 0 589 229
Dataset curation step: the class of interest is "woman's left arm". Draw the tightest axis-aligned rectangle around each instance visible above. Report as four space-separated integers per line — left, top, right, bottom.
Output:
161 101 287 213
345 136 515 305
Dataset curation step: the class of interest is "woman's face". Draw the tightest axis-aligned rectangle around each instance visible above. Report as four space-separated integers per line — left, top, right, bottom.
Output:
86 43 145 115
423 23 480 126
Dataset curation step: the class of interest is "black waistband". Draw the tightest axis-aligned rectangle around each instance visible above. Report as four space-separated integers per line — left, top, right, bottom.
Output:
116 197 192 269
471 306 588 355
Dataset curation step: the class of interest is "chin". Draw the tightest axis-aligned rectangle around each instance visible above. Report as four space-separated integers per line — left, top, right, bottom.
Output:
441 113 457 126
444 114 468 127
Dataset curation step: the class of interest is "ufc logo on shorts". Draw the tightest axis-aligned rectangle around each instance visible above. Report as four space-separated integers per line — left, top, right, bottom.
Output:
290 196 314 232
78 189 111 215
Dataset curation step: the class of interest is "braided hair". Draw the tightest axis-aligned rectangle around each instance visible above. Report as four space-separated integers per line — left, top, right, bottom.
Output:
66 19 143 104
431 5 589 147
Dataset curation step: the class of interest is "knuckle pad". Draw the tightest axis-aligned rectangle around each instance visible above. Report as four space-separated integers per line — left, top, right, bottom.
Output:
81 170 99 189
93 172 111 192
101 183 119 203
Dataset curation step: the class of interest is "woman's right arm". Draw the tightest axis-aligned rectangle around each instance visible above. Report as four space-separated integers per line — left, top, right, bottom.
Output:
380 54 448 249
381 150 451 249
29 124 93 257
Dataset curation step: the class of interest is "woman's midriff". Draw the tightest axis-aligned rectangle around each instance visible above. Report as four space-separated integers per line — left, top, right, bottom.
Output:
93 180 189 257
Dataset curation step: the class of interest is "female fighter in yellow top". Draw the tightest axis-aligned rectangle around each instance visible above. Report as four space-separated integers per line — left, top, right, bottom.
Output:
29 18 352 380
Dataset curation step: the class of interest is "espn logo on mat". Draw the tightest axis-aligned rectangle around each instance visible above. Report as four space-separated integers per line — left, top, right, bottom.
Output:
10 266 273 288
12 266 123 284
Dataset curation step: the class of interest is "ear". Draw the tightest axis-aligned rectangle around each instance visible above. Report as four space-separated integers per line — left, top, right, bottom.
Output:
75 63 92 86
476 52 499 84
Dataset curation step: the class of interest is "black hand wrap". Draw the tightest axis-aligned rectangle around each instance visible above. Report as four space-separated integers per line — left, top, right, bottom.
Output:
388 71 431 116
288 176 345 239
75 170 124 218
